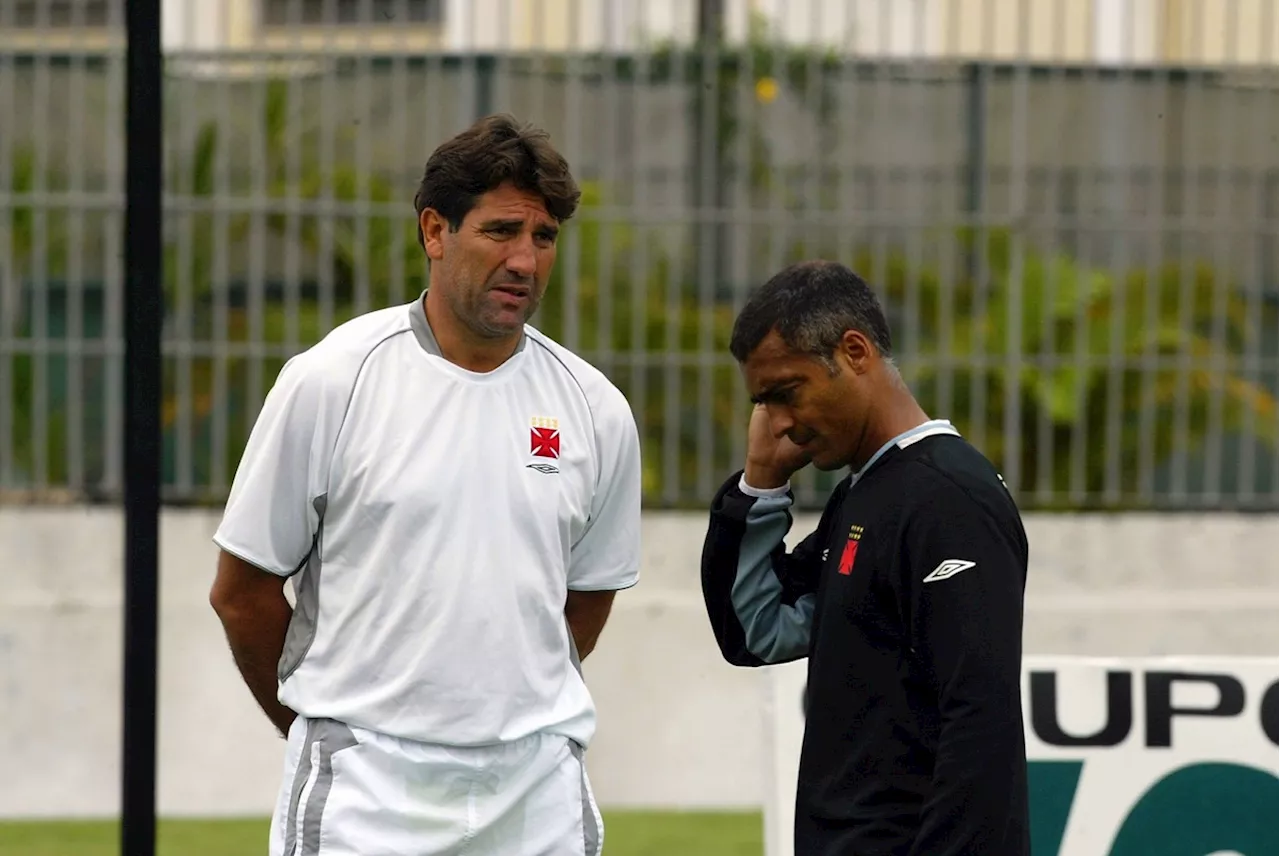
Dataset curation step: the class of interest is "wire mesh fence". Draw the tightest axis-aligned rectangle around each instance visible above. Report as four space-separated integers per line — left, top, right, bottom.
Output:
1 0 1276 510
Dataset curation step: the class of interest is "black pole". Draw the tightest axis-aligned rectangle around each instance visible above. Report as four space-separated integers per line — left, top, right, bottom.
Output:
694 0 724 294
122 0 163 854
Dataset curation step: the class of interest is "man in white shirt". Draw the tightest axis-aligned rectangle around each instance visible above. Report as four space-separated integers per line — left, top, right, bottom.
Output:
209 114 642 856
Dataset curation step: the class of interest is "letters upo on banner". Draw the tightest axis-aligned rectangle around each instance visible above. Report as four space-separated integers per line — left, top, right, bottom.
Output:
761 657 1279 856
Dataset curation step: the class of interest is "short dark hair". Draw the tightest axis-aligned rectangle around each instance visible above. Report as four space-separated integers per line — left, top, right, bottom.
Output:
413 114 582 247
729 260 893 367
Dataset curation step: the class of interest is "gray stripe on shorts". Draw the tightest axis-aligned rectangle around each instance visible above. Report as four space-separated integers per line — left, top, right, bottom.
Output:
570 741 602 856
283 718 358 856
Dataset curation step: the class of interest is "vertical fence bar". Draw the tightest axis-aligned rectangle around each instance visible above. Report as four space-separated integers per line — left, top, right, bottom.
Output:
104 6 127 496
1065 79 1091 507
0 2 13 491
1034 0 1066 503
935 0 959 436
694 0 721 502
121 0 164 852
353 3 373 317
317 33 337 341
1201 0 1242 503
282 1 303 357
1168 8 1207 505
246 27 270 452
387 11 408 317
1269 165 1280 506
936 104 958 433
531 0 548 124
661 0 687 507
172 31 196 497
727 7 756 476
1135 55 1172 503
867 0 892 385
489 0 512 117
627 0 650 504
1237 1 1276 506
561 2 585 355
900 0 927 395
66 35 89 491
210 47 233 494
966 0 993 460
29 28 51 490
1000 0 1030 498
1101 2 1136 505
661 208 684 506
596 27 618 380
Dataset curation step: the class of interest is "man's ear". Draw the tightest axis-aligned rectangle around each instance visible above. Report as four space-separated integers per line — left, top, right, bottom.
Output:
837 329 874 374
420 209 448 262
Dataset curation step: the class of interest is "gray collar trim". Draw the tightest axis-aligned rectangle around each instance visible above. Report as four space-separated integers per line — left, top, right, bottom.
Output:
408 290 527 357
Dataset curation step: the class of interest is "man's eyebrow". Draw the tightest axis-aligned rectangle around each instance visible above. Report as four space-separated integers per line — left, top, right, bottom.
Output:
477 218 523 230
749 379 800 404
477 218 559 236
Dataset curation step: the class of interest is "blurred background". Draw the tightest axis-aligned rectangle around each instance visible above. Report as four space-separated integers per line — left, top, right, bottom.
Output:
0 1 1276 854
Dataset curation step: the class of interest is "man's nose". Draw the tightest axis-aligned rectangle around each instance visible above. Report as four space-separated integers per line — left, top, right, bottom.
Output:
505 238 537 278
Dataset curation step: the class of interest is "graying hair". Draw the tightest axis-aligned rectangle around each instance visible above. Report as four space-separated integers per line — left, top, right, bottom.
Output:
729 260 893 368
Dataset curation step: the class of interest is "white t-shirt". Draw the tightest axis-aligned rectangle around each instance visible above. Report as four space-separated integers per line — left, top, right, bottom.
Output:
213 294 642 749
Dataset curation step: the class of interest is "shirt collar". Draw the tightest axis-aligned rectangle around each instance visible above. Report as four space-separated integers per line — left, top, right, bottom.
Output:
407 289 527 357
848 419 960 486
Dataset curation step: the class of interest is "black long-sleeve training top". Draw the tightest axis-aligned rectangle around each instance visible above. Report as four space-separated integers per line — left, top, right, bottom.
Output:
701 420 1031 856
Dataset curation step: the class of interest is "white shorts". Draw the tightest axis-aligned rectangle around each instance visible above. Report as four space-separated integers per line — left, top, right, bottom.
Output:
270 716 604 856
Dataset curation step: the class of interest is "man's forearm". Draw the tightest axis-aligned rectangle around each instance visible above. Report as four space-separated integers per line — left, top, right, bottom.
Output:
565 589 619 661
216 598 297 738
566 613 600 660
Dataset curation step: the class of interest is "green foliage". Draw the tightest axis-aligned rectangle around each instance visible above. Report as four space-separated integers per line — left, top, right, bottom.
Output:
2 63 1275 509
868 229 1278 504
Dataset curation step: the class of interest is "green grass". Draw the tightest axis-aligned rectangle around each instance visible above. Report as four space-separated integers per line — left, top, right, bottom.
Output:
0 811 764 856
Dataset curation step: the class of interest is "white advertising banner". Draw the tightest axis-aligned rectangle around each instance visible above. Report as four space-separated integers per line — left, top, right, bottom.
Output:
762 656 1279 856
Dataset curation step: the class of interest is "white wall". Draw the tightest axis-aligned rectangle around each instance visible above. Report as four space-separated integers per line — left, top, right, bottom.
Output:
0 507 1275 818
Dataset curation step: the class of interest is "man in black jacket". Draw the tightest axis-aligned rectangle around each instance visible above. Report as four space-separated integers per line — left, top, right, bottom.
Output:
701 260 1031 856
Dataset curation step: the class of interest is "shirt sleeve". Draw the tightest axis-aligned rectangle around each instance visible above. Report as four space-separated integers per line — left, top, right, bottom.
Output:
212 353 336 577
566 386 642 592
902 474 1031 856
699 473 845 667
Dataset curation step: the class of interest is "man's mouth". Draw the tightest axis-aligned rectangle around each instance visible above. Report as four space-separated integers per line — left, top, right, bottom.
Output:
493 283 531 299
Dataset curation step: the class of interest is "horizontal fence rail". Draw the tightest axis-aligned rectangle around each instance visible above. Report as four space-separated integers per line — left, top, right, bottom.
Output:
0 0 1276 510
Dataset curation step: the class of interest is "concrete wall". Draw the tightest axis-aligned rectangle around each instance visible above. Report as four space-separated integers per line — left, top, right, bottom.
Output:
0 507 1275 818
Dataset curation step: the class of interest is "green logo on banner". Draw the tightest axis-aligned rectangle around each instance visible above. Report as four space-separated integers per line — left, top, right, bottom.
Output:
1030 761 1280 855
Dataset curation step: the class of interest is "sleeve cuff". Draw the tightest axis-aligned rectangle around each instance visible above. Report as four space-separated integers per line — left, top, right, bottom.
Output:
568 574 640 593
211 534 296 578
738 474 791 499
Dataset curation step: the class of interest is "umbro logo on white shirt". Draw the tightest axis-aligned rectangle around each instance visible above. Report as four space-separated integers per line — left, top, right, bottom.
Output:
923 559 975 583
